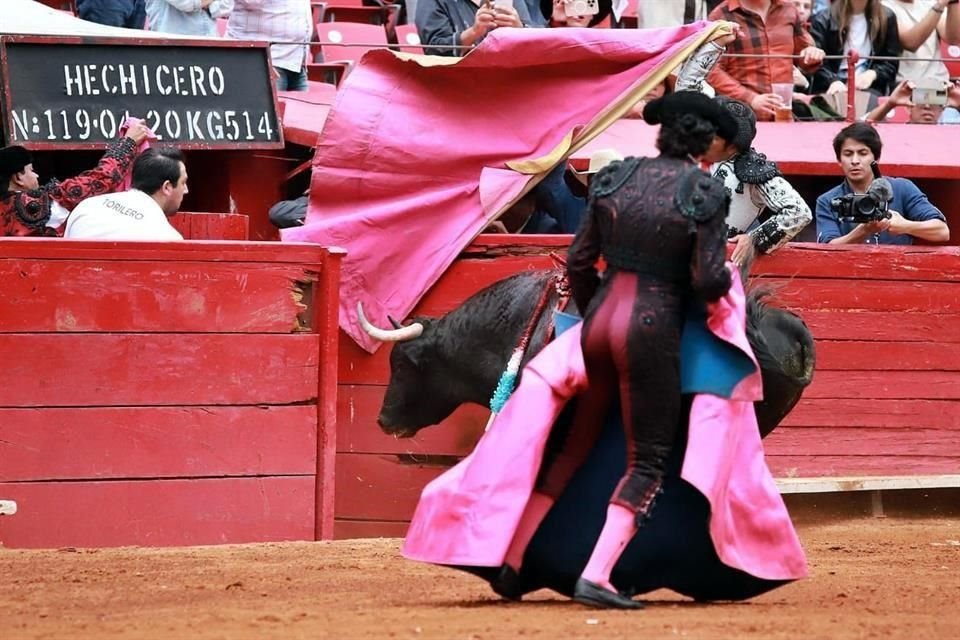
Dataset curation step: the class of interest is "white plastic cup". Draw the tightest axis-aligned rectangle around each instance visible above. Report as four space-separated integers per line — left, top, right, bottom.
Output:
771 82 794 106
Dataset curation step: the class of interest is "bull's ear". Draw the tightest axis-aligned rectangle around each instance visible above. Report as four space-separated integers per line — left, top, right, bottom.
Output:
401 339 425 369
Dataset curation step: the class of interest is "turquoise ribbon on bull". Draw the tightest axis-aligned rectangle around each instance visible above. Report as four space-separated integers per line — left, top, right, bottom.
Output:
484 277 559 432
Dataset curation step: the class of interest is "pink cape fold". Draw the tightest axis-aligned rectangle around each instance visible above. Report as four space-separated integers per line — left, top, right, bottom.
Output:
282 24 717 353
117 117 157 191
403 270 808 582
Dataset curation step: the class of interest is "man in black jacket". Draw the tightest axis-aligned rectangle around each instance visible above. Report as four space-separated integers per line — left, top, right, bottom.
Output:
808 3 902 102
77 0 147 28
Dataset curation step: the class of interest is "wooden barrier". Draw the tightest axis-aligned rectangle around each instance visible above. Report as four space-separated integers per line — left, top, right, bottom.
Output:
169 212 250 240
333 237 960 538
0 239 343 548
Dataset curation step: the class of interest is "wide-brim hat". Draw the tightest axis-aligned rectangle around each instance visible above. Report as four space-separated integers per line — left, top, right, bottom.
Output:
0 145 32 176
571 148 625 185
642 91 740 143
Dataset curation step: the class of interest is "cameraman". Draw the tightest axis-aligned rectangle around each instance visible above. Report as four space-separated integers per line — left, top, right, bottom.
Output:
816 123 949 245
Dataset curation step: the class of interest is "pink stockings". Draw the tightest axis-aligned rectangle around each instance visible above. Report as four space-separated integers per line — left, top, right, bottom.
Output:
504 494 638 596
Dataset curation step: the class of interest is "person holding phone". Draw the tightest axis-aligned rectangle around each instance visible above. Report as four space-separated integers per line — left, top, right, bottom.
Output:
416 0 543 57
543 0 606 27
864 79 960 123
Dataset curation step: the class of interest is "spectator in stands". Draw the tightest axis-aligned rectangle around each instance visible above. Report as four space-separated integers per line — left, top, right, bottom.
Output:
635 0 708 26
791 0 813 25
809 0 902 109
65 148 187 240
865 78 960 120
703 96 813 263
269 190 309 228
77 0 146 28
788 0 815 92
623 76 673 119
0 123 149 237
884 0 960 87
708 0 826 120
482 160 590 234
145 0 231 37
541 0 608 26
816 122 950 244
228 0 312 92
416 0 540 57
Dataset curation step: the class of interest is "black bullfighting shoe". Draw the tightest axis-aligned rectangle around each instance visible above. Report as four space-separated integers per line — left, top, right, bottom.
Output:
490 564 524 601
573 578 644 610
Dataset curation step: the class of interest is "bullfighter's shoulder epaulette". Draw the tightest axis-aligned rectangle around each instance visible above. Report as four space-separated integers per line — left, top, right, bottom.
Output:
675 166 728 223
733 148 781 185
589 156 642 199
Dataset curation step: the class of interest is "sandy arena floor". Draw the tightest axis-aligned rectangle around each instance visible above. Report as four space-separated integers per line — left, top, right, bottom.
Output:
2 518 959 640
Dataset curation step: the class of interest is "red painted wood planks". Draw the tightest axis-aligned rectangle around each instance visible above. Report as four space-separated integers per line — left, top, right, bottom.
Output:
764 427 960 457
313 242 343 540
767 455 960 478
334 453 446 522
0 261 314 333
0 406 317 482
0 477 315 549
763 279 960 314
0 238 332 264
334 519 409 540
799 311 960 343
337 386 486 456
754 243 960 281
782 398 960 429
804 371 960 400
815 341 960 371
0 334 319 407
169 212 249 241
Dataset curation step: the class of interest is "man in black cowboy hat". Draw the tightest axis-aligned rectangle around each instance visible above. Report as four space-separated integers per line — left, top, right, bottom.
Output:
1 122 149 237
702 96 812 265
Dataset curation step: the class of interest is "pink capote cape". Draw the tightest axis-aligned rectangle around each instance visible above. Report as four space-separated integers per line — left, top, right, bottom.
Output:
403 270 808 582
282 23 732 353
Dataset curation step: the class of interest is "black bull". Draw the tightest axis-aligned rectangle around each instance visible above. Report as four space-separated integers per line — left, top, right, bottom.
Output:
364 268 817 601
371 269 816 440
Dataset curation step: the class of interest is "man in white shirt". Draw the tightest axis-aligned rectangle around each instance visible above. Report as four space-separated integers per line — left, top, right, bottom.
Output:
227 0 312 92
883 0 960 86
635 0 708 27
65 148 187 241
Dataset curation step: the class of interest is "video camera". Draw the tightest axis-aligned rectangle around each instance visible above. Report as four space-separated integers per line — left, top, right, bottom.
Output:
829 192 890 224
830 162 894 224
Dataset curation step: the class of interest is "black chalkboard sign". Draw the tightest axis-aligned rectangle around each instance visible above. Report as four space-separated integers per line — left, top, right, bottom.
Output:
0 36 284 150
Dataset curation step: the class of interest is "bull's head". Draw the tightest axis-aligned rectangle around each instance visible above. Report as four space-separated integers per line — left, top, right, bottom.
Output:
358 303 471 438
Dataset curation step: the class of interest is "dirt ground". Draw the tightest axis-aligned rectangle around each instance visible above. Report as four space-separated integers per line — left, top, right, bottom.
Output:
2 518 959 640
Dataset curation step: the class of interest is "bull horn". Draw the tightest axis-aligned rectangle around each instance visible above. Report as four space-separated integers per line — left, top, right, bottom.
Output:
357 302 424 342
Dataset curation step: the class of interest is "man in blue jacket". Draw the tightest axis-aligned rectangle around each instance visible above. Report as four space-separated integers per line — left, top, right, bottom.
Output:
816 123 950 245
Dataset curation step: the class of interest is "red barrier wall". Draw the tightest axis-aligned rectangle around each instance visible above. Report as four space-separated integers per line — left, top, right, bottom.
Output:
333 237 960 538
0 240 343 548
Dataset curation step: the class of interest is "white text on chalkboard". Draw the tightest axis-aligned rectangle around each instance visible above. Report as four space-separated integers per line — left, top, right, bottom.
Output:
10 108 276 143
63 64 227 97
